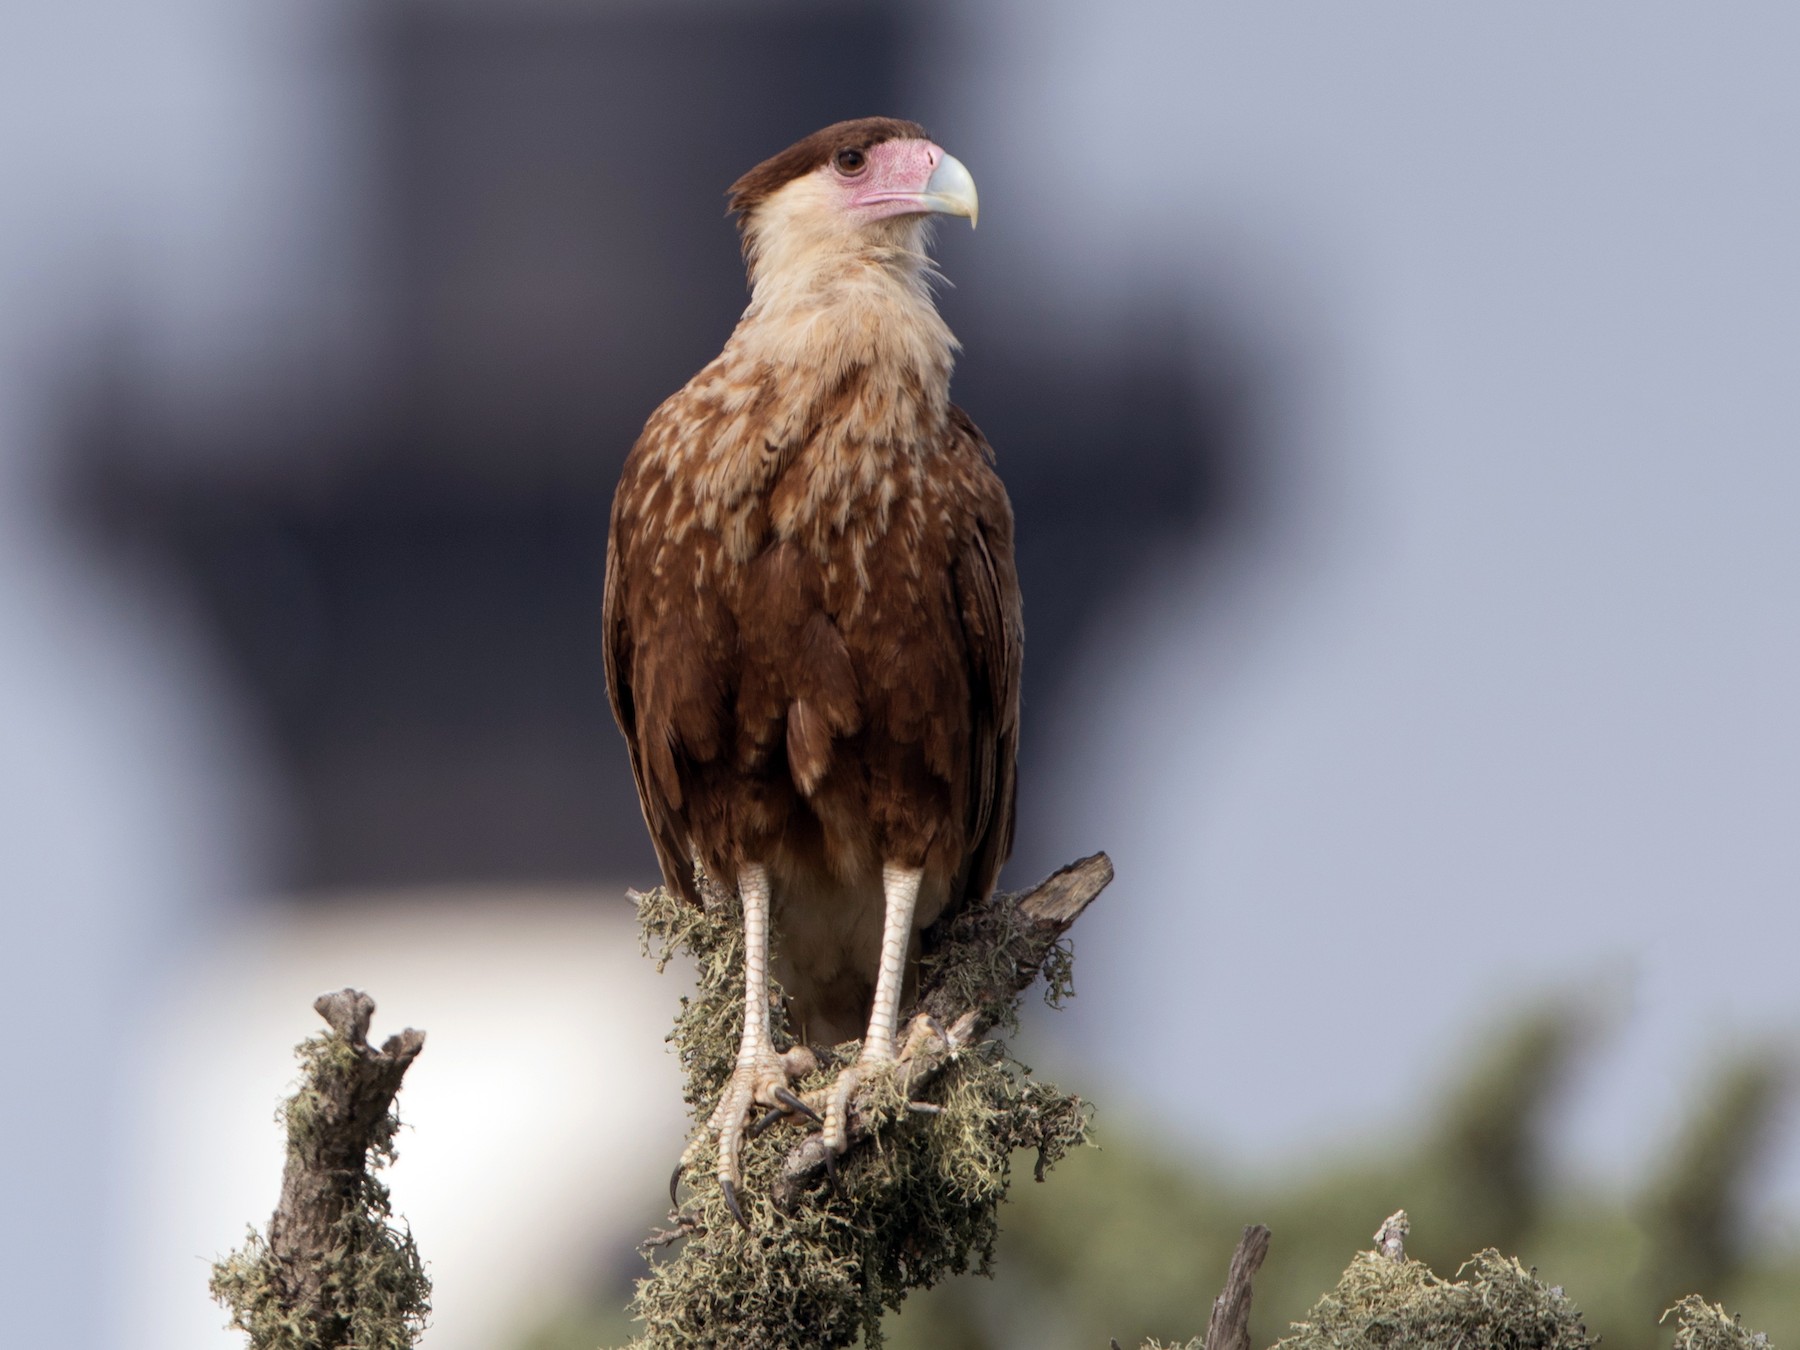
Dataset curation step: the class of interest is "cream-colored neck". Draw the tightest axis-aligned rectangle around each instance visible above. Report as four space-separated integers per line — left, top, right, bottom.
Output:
730 177 957 403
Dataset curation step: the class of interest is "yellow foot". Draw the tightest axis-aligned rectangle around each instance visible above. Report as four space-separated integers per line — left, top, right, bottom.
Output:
673 1044 818 1227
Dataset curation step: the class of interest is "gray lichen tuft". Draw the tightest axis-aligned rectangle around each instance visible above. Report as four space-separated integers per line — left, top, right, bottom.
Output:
1665 1296 1775 1350
1137 1230 1784 1350
211 1000 431 1350
209 1209 428 1350
1271 1248 1596 1350
629 881 1092 1349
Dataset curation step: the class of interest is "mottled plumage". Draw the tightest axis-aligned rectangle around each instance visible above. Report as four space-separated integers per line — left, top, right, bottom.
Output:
603 118 1015 1207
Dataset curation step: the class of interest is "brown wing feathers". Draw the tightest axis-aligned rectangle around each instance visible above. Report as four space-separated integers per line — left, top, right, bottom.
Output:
604 407 1019 910
945 413 1022 908
604 119 1021 971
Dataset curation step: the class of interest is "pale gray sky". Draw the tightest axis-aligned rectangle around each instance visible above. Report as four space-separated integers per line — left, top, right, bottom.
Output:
933 0 1800 1218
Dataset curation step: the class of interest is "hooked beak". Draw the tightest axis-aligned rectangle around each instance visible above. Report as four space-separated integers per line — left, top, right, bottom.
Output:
920 151 979 228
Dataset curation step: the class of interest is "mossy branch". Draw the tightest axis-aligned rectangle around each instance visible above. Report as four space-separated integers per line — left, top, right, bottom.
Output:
772 851 1113 1204
211 989 430 1350
626 853 1112 1349
1135 1209 1781 1350
204 973 1786 1350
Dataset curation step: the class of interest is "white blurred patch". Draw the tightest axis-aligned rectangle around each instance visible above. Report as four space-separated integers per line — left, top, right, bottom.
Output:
117 890 688 1350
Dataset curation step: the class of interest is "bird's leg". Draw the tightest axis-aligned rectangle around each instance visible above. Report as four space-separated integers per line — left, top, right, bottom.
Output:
675 861 818 1225
821 862 923 1158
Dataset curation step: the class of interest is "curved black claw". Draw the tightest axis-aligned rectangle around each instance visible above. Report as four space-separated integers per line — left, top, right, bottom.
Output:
823 1146 839 1188
670 1162 684 1207
775 1087 822 1123
721 1178 748 1229
748 1106 786 1139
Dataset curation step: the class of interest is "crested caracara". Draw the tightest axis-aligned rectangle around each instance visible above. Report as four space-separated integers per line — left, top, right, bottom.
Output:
604 117 1017 1222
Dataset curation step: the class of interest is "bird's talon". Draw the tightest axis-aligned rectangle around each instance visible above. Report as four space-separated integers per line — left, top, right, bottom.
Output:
669 1162 685 1206
691 1044 812 1212
748 1106 785 1139
721 1178 747 1229
776 1086 822 1123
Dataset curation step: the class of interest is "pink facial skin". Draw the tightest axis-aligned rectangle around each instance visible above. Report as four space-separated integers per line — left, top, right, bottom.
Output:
832 138 949 221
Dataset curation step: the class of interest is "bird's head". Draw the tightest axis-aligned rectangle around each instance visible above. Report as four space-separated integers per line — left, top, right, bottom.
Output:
728 118 978 291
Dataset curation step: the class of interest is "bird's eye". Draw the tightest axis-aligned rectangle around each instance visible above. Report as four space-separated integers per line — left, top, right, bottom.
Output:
834 147 868 176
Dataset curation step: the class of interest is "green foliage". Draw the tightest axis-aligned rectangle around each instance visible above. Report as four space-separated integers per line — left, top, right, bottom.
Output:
1639 1057 1791 1318
1413 1004 1588 1263
210 1032 431 1350
514 1299 643 1350
625 884 1090 1349
880 1006 1799 1350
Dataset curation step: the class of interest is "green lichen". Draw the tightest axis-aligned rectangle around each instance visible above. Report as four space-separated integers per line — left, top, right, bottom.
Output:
916 885 1077 1032
627 882 1090 1349
1270 1249 1595 1350
209 1029 431 1350
1133 1244 1785 1350
1665 1296 1775 1350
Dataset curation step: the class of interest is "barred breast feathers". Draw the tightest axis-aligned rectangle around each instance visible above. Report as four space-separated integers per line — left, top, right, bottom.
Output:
619 173 959 569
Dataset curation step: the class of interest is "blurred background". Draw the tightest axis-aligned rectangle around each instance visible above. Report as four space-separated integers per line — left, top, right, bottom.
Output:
3 1 1797 1347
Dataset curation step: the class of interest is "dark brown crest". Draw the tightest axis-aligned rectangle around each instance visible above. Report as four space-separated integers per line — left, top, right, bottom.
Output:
727 116 931 222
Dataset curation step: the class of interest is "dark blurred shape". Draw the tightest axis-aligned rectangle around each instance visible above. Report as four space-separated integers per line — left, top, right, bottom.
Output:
954 296 1253 701
1411 1002 1591 1268
1638 1052 1794 1318
66 2 1242 891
